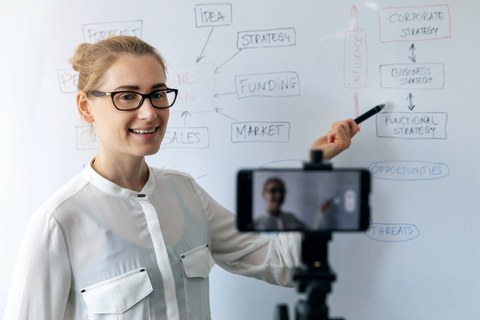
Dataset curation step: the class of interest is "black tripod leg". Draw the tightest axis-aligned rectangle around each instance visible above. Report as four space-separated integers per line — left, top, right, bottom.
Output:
274 304 290 320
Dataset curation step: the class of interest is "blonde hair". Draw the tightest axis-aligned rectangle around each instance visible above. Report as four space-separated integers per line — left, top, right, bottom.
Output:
69 36 166 92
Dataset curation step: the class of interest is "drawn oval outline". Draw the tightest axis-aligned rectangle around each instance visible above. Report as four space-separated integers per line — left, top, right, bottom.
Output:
366 223 420 242
369 160 449 181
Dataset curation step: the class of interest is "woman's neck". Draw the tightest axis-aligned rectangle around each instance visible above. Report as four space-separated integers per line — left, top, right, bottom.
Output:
91 156 149 192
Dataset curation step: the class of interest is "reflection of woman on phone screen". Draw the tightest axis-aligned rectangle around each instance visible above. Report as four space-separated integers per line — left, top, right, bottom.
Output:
255 178 307 230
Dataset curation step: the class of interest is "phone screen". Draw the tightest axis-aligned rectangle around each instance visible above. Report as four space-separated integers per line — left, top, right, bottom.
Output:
237 168 370 232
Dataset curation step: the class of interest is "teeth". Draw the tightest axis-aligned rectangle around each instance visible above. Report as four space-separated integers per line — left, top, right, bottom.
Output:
131 128 156 134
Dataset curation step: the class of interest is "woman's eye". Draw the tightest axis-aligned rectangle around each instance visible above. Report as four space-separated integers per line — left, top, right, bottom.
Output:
119 93 136 101
151 91 165 100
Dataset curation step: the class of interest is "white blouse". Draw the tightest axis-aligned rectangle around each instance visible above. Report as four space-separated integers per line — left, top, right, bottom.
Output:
4 163 301 320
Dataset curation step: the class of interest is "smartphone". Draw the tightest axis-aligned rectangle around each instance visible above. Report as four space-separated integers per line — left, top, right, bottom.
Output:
236 168 371 232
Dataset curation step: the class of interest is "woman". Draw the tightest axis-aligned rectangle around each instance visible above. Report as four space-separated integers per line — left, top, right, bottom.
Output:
255 177 308 231
4 36 359 320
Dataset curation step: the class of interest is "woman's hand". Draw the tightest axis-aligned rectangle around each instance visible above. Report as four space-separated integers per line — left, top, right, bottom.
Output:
310 119 360 161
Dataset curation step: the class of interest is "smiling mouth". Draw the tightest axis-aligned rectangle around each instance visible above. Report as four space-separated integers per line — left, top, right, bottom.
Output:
129 127 159 134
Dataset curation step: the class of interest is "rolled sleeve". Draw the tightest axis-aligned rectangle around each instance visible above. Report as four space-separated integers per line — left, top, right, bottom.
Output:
189 177 301 286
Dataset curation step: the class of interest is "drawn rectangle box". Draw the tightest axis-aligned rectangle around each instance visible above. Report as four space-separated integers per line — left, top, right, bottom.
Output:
378 5 451 42
237 28 296 49
162 127 209 149
82 20 143 43
231 121 290 143
234 72 300 99
195 3 232 27
379 63 445 90
376 112 447 139
344 30 367 88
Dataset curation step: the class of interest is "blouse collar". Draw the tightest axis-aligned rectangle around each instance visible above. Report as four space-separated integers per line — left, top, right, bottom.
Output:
82 159 156 199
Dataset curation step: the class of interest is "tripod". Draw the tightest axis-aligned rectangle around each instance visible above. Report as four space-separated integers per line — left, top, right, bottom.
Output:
274 233 345 320
274 151 345 320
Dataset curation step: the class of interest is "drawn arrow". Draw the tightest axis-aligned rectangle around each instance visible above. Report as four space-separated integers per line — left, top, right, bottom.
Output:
215 107 238 122
214 91 236 98
353 91 360 117
350 5 360 31
196 28 214 63
408 43 416 63
215 49 242 73
406 93 415 110
181 110 192 126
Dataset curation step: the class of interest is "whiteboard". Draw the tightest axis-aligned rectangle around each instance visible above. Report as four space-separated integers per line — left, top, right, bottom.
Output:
1 0 479 319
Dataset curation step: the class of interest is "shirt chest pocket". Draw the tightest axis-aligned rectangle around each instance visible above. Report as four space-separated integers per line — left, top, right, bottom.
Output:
180 244 215 319
81 268 153 320
181 244 215 278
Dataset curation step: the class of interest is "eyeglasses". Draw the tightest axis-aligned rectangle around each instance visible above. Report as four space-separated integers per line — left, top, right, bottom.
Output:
89 88 178 111
265 188 286 194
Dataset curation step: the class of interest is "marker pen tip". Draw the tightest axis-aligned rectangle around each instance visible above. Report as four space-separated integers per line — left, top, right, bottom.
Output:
382 101 394 110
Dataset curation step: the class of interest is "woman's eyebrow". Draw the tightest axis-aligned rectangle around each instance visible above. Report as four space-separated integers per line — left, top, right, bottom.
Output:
151 83 167 89
113 85 140 91
112 83 167 91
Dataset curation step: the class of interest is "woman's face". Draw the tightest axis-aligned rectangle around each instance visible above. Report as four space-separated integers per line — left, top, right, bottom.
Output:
263 180 286 214
82 54 170 160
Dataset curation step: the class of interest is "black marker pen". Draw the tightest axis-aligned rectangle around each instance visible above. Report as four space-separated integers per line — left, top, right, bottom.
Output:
354 103 387 124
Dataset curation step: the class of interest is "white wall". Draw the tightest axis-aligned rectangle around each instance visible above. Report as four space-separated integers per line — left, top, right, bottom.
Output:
2 0 480 319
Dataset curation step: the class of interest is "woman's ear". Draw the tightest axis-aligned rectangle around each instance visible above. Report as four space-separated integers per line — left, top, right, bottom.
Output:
77 91 94 123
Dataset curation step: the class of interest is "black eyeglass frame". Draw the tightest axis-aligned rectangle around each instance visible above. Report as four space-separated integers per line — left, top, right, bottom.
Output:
89 88 179 111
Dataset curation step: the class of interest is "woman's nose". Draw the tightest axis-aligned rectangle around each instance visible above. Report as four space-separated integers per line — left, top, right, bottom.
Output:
137 98 158 119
